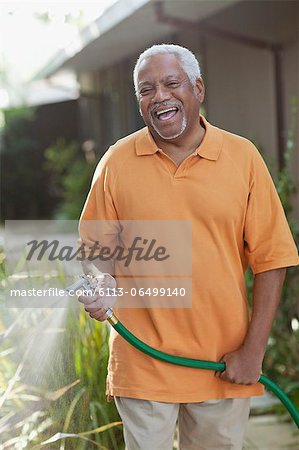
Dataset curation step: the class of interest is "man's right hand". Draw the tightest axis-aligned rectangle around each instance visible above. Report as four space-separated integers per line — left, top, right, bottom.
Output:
78 273 117 322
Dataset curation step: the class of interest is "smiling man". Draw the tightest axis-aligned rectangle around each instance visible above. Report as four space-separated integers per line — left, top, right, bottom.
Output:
79 44 299 450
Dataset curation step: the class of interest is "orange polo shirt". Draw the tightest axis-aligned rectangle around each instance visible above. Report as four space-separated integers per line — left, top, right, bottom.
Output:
79 116 298 403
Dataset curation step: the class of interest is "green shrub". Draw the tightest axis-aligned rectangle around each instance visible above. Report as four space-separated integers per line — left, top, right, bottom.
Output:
44 138 96 219
0 284 123 449
251 98 299 404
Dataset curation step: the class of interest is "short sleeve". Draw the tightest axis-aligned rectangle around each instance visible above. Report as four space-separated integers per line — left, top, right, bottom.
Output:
78 152 120 254
244 146 299 274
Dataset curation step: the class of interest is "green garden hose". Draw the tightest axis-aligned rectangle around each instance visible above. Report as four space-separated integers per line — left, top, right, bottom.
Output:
107 311 299 429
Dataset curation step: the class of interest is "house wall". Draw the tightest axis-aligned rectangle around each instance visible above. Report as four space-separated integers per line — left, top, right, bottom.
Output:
203 36 277 165
78 58 144 155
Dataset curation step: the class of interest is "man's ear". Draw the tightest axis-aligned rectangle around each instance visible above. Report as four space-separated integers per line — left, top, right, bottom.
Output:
194 78 205 103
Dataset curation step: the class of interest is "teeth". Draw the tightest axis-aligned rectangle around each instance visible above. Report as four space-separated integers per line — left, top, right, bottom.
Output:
156 107 177 117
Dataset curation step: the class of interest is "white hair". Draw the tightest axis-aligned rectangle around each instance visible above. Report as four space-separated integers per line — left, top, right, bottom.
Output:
133 44 202 97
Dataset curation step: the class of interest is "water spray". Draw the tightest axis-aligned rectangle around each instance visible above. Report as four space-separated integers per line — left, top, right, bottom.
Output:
66 274 299 429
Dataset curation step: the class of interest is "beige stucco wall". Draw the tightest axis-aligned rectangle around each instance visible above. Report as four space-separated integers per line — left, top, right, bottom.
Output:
203 35 278 168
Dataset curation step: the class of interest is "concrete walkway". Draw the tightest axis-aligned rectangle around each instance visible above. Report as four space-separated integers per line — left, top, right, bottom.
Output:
244 414 298 449
244 394 298 449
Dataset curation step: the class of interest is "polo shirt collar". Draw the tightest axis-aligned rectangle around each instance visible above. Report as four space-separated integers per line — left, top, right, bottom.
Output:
135 115 223 161
135 126 159 155
196 115 223 161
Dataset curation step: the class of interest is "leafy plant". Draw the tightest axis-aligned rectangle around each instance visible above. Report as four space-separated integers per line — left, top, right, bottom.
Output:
248 98 299 406
0 268 124 449
44 138 96 220
0 107 58 220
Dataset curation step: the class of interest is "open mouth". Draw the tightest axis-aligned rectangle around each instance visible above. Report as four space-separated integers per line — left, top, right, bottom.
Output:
154 107 179 121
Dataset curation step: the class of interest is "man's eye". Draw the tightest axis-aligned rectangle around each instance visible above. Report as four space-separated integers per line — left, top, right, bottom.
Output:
167 82 180 88
140 88 153 95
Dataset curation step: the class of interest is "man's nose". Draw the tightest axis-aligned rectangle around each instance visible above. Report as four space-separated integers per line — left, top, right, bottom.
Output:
152 84 171 103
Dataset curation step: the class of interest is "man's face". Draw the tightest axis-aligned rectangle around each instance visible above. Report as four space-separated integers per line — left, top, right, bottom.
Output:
136 53 204 141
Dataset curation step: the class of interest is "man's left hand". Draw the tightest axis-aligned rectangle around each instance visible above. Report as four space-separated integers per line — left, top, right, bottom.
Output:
215 345 263 385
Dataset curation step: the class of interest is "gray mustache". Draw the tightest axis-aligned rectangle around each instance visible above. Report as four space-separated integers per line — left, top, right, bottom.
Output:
151 102 182 114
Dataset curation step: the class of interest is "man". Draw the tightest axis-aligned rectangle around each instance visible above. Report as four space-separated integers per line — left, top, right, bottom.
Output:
79 44 298 450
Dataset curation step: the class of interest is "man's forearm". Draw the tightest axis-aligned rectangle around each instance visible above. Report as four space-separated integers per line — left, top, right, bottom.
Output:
216 267 287 384
243 267 286 356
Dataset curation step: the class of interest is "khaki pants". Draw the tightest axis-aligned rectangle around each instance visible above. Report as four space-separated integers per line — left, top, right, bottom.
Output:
114 397 251 450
